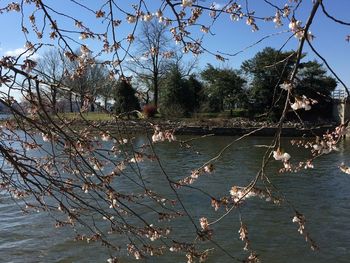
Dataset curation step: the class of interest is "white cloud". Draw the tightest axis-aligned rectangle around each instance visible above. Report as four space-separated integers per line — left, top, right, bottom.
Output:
5 47 26 56
5 47 40 60
126 56 148 62
213 2 223 9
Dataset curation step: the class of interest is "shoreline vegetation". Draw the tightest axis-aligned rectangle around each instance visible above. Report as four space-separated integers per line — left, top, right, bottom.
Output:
58 112 336 137
0 112 336 136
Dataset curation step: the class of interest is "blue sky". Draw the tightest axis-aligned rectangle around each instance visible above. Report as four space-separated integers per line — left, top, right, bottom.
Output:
0 0 349 99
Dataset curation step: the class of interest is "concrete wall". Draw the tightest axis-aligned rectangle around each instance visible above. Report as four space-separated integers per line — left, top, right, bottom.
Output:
332 98 350 124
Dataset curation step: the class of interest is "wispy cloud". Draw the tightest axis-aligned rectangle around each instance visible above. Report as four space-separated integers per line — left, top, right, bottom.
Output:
5 47 40 60
5 47 26 56
212 2 223 9
126 55 148 62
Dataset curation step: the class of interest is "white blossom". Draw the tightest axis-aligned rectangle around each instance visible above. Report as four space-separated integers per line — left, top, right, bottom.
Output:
339 163 350 174
200 26 209 33
280 82 293 91
273 149 291 162
127 15 137 23
291 96 317 111
273 10 282 27
143 12 153 22
182 0 193 7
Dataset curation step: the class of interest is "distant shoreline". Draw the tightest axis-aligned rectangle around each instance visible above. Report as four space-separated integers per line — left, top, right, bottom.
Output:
70 118 336 137
0 114 337 137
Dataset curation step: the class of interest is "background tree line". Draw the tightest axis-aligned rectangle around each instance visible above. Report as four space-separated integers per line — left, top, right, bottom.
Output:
35 45 337 122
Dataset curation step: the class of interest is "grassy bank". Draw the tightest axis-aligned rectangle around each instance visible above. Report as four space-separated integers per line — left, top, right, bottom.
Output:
58 112 115 121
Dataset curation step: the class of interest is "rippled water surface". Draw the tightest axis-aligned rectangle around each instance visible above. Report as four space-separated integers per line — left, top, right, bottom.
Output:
1 136 350 262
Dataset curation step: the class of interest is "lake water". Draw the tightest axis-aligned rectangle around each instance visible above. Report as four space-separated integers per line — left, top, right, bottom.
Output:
0 135 350 262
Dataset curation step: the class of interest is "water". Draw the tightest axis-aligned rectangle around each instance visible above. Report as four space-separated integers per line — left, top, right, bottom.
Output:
1 136 350 262
0 114 12 120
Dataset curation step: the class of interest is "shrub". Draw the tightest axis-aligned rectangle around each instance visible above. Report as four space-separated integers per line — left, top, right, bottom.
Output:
142 104 157 118
160 104 186 118
230 108 249 118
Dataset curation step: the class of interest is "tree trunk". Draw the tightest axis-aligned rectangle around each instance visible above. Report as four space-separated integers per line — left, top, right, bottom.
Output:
69 92 73 112
104 97 108 111
153 76 158 108
51 86 57 113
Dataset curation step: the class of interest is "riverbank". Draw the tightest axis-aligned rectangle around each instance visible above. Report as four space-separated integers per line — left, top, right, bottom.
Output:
70 117 337 137
1 112 336 137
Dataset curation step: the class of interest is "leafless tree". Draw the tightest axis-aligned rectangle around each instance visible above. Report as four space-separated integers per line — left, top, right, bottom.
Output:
127 19 174 108
64 55 109 112
35 48 66 113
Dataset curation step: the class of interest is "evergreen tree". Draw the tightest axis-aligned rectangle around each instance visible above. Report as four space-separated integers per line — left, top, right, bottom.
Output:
241 47 296 116
114 79 140 114
294 61 337 119
187 74 204 112
201 64 246 112
160 65 195 117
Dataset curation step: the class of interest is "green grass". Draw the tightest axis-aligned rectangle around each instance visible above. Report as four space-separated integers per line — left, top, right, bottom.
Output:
192 109 249 119
58 112 114 121
57 108 249 122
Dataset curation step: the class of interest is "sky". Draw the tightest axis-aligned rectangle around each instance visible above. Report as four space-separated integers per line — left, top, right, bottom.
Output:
0 0 349 100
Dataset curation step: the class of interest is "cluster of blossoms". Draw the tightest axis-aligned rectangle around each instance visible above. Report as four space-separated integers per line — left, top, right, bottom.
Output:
5 2 20 11
200 25 209 33
312 135 339 155
273 148 291 169
289 17 313 40
177 164 214 186
106 257 118 263
21 59 37 72
229 186 280 204
158 211 183 222
186 250 209 263
151 126 176 143
283 4 291 17
210 197 230 211
141 245 166 257
169 241 209 263
291 96 317 111
0 74 11 86
92 159 104 171
291 123 346 158
23 141 40 151
74 233 101 243
129 152 146 163
246 16 259 32
245 252 260 263
339 163 350 174
239 222 250 251
80 44 91 57
280 81 293 91
273 4 291 27
227 3 243 21
292 213 305 234
278 159 314 173
41 132 59 142
169 241 193 253
100 131 112 142
182 0 193 8
273 11 283 27
198 217 213 240
142 224 170 242
199 217 209 231
334 123 348 138
127 244 142 260
292 212 318 251
188 7 203 25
